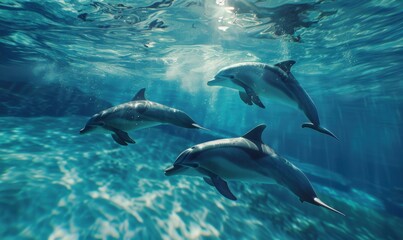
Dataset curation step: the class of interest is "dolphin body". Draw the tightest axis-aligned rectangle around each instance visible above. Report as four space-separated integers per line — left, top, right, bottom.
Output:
165 124 345 216
80 88 205 145
207 61 337 139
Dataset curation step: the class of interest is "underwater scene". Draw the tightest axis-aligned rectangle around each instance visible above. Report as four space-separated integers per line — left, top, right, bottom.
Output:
1 0 402 239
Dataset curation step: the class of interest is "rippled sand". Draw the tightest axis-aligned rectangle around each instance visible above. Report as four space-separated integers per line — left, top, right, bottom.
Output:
0 117 401 239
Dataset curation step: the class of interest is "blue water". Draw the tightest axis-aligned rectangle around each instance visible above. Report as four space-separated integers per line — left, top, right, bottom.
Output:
1 0 402 239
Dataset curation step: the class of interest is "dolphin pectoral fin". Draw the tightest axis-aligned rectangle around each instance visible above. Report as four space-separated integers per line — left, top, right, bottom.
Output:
105 126 136 144
210 175 237 201
203 177 214 186
243 86 265 108
251 95 265 109
233 79 265 108
112 134 128 146
115 130 136 144
302 122 338 140
239 91 253 105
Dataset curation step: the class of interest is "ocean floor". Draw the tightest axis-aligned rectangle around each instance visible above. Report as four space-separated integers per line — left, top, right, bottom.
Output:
0 117 402 239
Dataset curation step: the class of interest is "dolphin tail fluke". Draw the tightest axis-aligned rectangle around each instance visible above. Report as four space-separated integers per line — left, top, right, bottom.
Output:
302 123 338 140
191 123 210 131
313 197 345 216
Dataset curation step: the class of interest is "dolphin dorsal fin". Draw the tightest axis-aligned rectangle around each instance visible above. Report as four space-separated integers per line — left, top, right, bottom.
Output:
132 88 146 101
242 124 266 142
275 60 296 73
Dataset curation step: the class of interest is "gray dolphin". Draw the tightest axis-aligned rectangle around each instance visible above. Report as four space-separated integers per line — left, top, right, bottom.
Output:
207 61 338 139
80 88 206 145
165 124 345 216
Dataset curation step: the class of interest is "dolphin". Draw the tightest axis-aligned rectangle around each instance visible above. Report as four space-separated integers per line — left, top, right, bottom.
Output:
165 124 345 216
80 88 206 145
207 61 338 139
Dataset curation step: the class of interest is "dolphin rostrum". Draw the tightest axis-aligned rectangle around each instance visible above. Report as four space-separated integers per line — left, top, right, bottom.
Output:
165 124 345 216
80 88 206 145
207 61 338 139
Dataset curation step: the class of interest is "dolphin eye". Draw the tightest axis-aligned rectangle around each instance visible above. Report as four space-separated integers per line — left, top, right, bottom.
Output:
229 75 235 79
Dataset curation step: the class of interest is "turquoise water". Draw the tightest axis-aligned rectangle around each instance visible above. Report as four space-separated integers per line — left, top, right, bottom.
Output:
1 1 402 239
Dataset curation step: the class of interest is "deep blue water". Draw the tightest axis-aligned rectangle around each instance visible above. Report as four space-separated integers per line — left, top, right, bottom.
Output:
1 0 402 239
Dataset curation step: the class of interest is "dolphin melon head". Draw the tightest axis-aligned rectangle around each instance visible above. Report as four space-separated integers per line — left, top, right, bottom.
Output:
207 62 264 90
